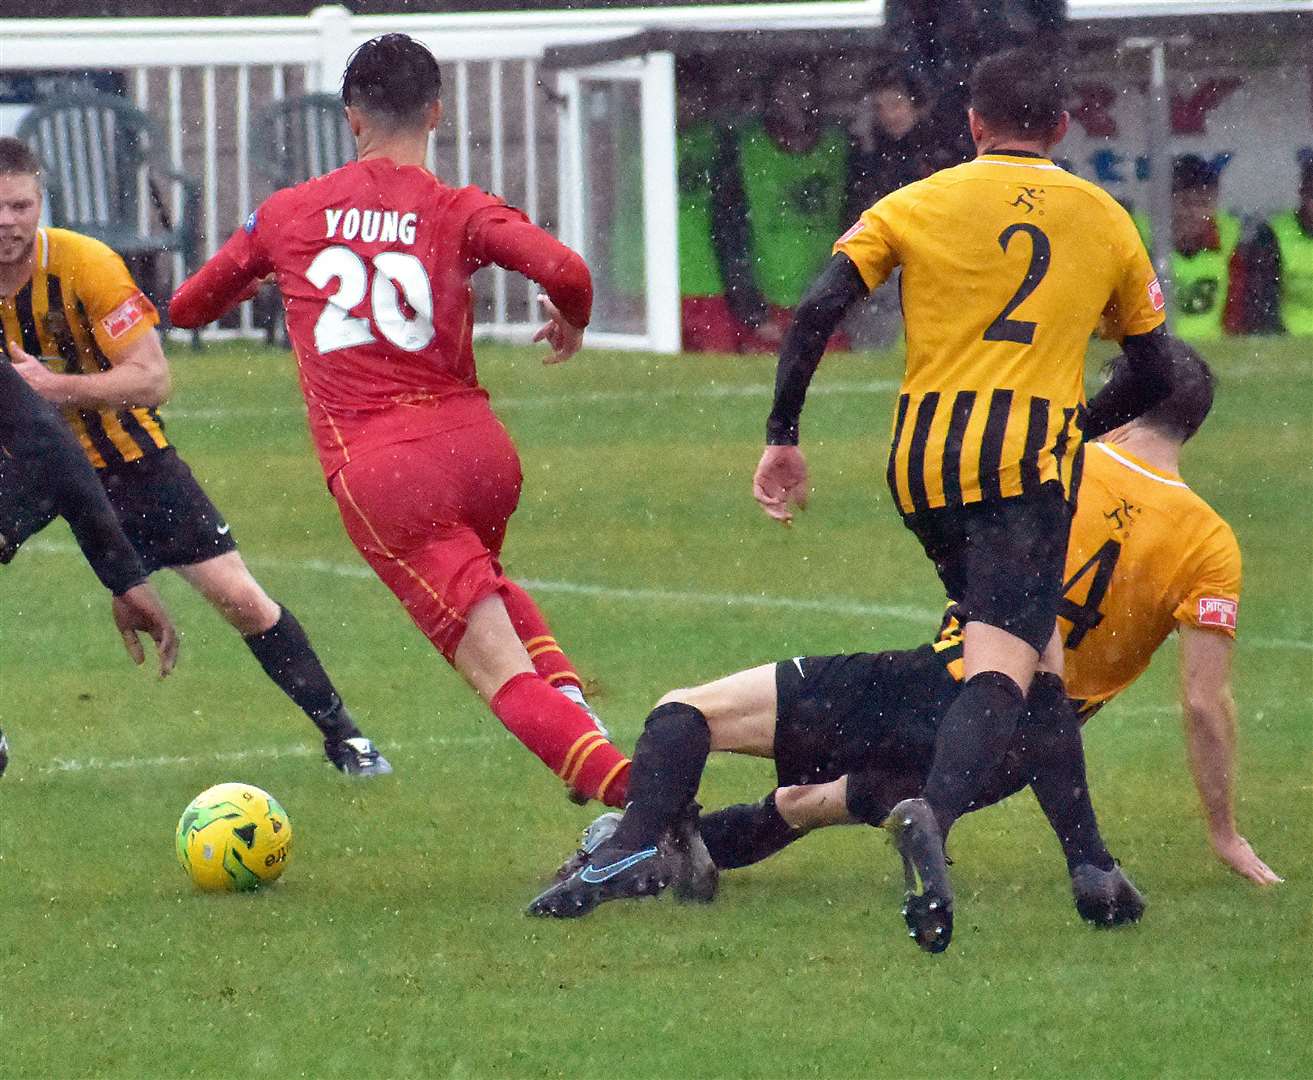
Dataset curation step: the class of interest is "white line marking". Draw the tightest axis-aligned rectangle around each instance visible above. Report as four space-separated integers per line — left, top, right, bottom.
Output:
165 378 899 422
21 539 1313 650
36 732 499 777
27 695 1301 780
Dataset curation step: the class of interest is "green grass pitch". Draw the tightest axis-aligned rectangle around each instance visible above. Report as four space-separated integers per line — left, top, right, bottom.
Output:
1 335 1308 1078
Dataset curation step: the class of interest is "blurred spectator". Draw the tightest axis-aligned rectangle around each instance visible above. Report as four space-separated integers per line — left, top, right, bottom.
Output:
1171 155 1241 340
1243 158 1313 335
846 68 937 218
676 61 747 353
1136 155 1241 341
716 62 851 351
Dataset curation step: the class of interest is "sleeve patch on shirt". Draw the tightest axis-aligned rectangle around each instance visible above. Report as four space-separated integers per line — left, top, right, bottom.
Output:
1148 277 1165 311
836 220 866 245
101 293 149 340
1197 596 1238 630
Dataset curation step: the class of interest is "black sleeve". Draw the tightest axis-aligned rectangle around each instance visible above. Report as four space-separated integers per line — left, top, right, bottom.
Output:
765 254 870 445
1083 325 1177 440
0 363 147 595
709 124 769 329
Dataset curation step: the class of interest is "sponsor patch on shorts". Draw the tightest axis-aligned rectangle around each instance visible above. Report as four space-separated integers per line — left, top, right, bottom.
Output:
1197 596 1238 630
102 293 149 339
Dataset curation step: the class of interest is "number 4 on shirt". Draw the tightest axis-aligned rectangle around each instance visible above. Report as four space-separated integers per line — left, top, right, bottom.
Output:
1058 539 1121 649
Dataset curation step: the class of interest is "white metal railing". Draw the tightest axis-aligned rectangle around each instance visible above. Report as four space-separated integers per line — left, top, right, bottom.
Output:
1 2 884 347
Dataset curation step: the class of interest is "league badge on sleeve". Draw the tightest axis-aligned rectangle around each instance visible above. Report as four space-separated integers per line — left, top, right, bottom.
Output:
1197 596 1238 630
837 220 867 245
101 293 149 340
1148 277 1166 312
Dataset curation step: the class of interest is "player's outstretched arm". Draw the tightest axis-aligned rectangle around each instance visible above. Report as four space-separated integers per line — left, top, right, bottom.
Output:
8 332 170 411
1085 326 1177 438
0 364 179 675
170 227 270 328
1178 625 1282 886
468 212 592 363
754 254 868 524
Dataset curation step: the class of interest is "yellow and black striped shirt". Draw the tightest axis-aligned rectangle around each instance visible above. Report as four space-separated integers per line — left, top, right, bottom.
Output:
0 227 167 469
835 152 1165 515
931 441 1241 718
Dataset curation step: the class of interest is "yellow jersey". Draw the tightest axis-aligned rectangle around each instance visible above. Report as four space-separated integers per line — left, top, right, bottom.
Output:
835 152 1165 515
0 227 166 468
934 440 1241 717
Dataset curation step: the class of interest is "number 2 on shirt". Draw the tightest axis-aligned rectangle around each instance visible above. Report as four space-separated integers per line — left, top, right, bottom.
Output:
307 245 435 354
983 223 1051 345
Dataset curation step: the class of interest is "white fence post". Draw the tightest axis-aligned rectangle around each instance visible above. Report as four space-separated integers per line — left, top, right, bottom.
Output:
311 4 355 94
641 52 681 354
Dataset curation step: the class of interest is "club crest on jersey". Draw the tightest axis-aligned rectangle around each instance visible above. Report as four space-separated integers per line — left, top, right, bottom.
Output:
101 293 148 339
1148 277 1166 311
1197 596 1238 630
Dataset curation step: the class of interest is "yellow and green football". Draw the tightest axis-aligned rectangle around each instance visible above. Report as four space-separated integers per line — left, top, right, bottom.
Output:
175 782 292 892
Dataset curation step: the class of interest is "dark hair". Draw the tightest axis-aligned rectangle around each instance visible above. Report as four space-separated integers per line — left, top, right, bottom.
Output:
1105 340 1215 443
1300 157 1313 197
0 137 41 177
1173 154 1218 194
342 34 442 129
968 48 1065 138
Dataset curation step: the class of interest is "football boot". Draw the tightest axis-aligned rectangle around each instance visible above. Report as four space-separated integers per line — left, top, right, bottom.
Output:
885 797 954 954
325 736 393 777
1071 862 1146 926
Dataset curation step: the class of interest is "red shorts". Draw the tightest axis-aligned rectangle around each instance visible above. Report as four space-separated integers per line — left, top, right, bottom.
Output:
330 402 522 661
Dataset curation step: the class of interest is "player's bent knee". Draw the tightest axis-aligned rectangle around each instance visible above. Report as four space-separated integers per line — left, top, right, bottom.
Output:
655 686 722 716
209 584 278 636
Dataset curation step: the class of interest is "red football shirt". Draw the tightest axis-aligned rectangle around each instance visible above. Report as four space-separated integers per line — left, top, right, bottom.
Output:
181 159 587 478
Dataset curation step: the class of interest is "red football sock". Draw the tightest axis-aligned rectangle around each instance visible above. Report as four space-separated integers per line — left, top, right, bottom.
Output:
490 672 630 807
499 581 584 691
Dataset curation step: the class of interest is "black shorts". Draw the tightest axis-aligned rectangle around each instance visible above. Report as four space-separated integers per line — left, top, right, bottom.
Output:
0 448 59 563
99 448 237 574
900 482 1072 654
773 647 957 789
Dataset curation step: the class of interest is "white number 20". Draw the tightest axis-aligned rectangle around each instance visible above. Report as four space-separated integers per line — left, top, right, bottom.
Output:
306 246 435 354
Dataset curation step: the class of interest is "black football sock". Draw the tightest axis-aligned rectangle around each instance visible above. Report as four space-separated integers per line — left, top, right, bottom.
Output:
609 702 711 851
1024 673 1114 873
698 791 802 869
921 670 1027 834
243 606 361 742
845 766 922 828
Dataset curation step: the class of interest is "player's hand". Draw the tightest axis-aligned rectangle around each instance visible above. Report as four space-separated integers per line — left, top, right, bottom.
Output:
753 444 809 525
112 581 179 678
533 294 584 365
1210 830 1283 886
7 339 64 403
